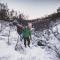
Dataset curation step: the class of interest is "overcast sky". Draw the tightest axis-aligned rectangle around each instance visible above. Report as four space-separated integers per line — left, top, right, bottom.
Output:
0 0 60 19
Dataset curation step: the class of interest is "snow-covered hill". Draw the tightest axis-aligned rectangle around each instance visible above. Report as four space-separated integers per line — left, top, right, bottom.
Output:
0 19 60 60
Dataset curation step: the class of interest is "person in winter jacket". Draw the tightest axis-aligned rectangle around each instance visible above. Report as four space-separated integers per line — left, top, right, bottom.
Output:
22 26 31 47
13 20 23 41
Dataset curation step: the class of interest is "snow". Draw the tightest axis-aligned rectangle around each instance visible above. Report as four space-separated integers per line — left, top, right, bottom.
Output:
0 40 55 60
0 19 60 60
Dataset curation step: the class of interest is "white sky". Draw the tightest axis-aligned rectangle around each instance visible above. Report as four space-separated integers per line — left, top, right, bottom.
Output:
0 0 60 19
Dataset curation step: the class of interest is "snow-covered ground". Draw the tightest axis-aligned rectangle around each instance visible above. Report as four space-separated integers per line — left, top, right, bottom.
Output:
0 19 60 60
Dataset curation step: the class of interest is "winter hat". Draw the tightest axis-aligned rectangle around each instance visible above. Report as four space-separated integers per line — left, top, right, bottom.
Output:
28 23 32 29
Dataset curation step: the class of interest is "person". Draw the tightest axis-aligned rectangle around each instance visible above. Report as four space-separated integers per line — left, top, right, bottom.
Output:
13 19 23 41
17 23 23 41
22 25 31 47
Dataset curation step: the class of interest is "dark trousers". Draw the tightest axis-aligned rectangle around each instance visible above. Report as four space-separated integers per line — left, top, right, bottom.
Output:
24 37 30 47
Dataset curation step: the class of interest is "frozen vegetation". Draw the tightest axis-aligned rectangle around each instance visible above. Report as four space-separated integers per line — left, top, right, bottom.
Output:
0 19 60 60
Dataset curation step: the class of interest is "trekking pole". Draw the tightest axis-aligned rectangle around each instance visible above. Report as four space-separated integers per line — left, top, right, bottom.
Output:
8 25 10 45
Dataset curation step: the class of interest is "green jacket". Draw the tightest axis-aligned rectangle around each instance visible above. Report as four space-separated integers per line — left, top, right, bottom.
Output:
22 27 31 38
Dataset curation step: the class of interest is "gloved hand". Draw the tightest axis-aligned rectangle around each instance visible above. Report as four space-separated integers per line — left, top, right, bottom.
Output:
13 22 17 25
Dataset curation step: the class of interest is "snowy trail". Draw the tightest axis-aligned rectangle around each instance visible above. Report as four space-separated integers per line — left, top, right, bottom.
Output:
0 39 59 60
0 40 52 60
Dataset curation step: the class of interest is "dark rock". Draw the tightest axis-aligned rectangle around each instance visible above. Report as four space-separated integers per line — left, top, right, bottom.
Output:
37 40 45 46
